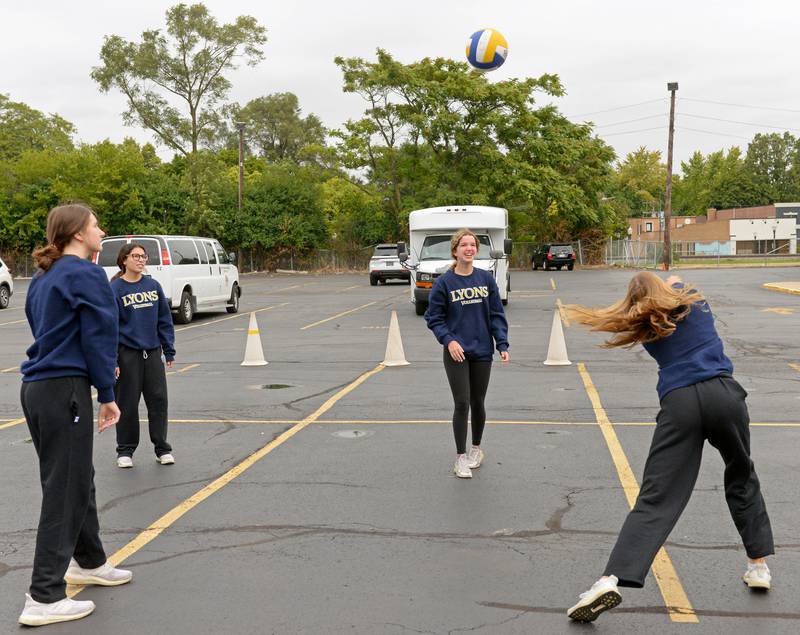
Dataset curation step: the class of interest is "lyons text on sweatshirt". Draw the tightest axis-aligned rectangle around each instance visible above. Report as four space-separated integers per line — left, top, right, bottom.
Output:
110 275 176 361
425 268 509 361
642 287 733 400
21 255 119 403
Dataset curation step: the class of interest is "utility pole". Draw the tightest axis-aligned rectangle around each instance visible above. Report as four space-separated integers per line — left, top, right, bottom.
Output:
663 82 678 271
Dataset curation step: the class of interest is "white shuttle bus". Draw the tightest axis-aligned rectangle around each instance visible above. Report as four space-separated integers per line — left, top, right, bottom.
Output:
398 206 512 316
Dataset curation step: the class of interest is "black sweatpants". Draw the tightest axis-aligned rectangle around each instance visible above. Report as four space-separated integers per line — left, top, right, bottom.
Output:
443 348 493 454
115 345 171 458
605 375 774 588
20 377 107 603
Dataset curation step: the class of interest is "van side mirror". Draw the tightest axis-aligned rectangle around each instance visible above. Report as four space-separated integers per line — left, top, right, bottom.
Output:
399 251 408 263
489 250 504 259
504 238 513 255
228 252 237 264
396 241 406 257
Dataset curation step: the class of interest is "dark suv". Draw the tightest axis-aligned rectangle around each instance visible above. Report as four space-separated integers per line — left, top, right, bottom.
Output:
531 243 575 271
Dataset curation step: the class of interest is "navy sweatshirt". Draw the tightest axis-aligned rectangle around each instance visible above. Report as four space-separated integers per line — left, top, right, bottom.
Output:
21 255 119 403
642 288 733 401
110 275 175 361
425 268 509 361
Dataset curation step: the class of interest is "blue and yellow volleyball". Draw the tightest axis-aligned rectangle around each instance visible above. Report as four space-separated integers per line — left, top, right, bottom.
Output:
465 29 508 72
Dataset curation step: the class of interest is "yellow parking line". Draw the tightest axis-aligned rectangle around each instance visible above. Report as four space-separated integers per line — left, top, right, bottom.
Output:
175 303 288 332
0 417 26 431
790 363 800 373
166 363 200 376
550 278 556 291
577 362 698 623
68 363 386 598
0 318 26 327
341 285 360 291
300 301 379 330
556 298 570 327
1 366 19 373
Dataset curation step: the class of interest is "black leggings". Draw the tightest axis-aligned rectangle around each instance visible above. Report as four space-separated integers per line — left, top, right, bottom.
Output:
443 348 492 454
605 375 774 588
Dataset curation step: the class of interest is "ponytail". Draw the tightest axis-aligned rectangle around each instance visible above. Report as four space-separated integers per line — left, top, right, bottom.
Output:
31 204 94 272
32 244 63 272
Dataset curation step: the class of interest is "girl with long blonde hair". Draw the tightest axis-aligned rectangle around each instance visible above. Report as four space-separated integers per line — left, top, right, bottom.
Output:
565 271 773 623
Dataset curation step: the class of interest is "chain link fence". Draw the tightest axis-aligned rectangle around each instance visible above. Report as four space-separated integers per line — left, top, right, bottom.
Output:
604 239 800 268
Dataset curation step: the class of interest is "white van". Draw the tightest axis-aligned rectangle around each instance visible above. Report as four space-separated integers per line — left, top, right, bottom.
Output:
398 206 512 315
94 235 241 324
0 255 13 309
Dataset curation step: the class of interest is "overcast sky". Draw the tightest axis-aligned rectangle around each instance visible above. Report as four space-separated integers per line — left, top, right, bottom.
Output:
3 0 800 169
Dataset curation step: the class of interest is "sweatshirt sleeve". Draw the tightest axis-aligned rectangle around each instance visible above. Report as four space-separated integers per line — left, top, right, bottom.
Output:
424 276 455 346
71 265 119 403
487 275 509 352
155 281 176 361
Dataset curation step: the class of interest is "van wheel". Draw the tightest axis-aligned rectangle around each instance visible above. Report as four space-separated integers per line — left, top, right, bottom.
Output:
174 291 193 324
370 275 378 286
0 285 9 309
415 302 427 316
226 284 240 313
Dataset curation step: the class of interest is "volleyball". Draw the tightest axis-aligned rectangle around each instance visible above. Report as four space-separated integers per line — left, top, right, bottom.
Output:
465 29 508 72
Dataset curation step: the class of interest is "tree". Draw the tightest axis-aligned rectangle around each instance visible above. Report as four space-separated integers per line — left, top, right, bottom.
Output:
612 147 667 213
0 94 75 160
333 50 617 241
232 93 326 162
745 132 800 202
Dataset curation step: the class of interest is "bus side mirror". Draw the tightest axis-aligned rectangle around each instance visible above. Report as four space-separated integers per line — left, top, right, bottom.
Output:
504 239 513 255
489 250 504 259
397 242 408 262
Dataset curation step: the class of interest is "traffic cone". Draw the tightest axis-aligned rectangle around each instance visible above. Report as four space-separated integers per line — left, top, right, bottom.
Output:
241 312 268 366
383 310 410 366
543 308 571 366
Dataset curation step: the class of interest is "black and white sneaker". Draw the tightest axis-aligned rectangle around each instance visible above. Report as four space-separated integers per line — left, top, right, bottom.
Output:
567 575 622 622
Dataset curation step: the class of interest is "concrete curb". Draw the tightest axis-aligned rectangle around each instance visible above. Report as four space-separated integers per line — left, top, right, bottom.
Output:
762 282 800 296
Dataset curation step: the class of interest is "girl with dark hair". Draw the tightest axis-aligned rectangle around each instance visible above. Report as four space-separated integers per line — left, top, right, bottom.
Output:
110 242 176 468
19 204 132 627
425 228 509 479
564 272 773 623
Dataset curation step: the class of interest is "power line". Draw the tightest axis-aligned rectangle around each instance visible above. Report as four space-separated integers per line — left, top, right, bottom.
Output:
567 98 667 119
600 126 666 137
594 114 666 129
680 112 800 134
676 126 751 141
682 97 800 114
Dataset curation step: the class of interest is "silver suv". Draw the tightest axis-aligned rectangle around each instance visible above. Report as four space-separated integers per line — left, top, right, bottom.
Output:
0 256 13 309
369 243 410 286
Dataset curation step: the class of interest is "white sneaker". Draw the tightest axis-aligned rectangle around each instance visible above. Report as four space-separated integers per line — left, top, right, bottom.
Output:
467 447 484 469
65 559 132 586
453 455 473 478
157 453 175 465
743 563 771 590
117 456 133 468
18 593 95 626
567 575 622 622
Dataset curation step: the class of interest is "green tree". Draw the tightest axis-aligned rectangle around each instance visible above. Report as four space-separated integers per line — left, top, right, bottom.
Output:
333 49 617 242
612 147 667 213
91 3 266 209
231 93 326 162
745 132 800 201
321 176 387 248
0 94 75 160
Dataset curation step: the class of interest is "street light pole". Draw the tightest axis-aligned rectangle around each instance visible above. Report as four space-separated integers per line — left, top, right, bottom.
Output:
664 82 678 271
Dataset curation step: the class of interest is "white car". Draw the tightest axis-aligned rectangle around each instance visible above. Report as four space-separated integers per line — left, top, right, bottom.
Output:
94 235 241 324
0 256 13 309
369 243 410 286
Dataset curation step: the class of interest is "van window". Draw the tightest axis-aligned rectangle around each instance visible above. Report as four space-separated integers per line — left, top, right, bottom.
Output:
167 239 200 265
97 239 127 266
202 241 217 264
197 240 210 264
214 241 230 264
136 239 161 265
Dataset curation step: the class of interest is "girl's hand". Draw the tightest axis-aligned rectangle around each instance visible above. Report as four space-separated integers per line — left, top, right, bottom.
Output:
499 351 510 363
98 402 120 433
447 340 465 362
166 360 174 368
114 367 120 379
666 275 683 286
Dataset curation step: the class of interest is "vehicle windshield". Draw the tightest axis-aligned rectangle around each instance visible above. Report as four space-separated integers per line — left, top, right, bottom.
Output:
419 234 492 261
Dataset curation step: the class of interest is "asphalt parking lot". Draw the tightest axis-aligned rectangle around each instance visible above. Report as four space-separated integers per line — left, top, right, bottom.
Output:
1 266 798 634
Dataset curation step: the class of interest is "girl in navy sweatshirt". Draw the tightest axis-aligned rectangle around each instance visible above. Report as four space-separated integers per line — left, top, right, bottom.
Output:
425 228 509 479
19 204 131 627
564 272 773 623
110 243 176 468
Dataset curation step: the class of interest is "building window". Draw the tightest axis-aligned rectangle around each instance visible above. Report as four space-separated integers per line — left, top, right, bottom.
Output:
645 222 653 232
